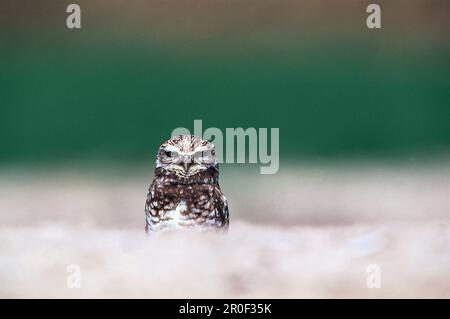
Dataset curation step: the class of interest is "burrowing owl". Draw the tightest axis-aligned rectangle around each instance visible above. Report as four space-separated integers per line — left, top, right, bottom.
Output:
145 135 229 232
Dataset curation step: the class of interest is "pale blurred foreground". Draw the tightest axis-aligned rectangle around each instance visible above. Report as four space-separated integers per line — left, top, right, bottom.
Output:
0 163 449 298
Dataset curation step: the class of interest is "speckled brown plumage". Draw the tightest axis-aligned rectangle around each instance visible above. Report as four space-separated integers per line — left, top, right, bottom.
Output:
145 135 229 232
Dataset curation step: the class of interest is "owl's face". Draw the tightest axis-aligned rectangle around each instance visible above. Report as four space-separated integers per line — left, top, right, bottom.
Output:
156 135 217 179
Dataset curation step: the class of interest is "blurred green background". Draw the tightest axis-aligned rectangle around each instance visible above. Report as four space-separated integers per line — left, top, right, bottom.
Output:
1 0 449 166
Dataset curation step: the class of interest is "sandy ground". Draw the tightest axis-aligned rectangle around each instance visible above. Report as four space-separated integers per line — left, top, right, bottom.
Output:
0 163 449 298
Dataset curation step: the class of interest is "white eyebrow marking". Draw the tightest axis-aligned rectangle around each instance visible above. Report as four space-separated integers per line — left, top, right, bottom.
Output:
164 145 210 155
163 145 182 153
186 146 209 155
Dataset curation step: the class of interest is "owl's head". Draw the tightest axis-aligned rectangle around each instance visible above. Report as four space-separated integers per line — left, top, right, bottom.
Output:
156 135 218 179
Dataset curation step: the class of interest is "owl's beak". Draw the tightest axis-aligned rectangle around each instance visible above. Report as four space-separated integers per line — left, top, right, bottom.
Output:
181 155 194 172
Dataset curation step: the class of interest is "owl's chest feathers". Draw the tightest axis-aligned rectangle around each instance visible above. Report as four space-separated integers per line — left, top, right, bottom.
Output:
148 182 220 229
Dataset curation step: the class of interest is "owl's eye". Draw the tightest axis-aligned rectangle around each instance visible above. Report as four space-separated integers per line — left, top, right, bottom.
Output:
199 150 215 164
159 150 177 163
